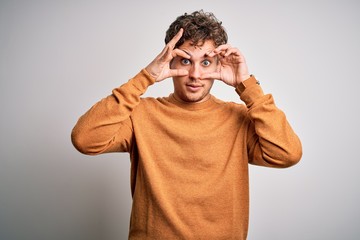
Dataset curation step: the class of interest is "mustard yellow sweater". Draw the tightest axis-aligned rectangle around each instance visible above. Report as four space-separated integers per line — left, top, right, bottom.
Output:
71 69 302 239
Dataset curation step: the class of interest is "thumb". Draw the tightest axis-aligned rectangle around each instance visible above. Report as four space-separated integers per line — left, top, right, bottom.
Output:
169 69 189 77
201 72 221 80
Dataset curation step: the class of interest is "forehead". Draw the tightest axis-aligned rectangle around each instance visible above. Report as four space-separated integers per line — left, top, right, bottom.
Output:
178 40 216 58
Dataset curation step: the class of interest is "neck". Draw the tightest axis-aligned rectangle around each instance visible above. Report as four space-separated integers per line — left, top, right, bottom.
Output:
169 94 215 111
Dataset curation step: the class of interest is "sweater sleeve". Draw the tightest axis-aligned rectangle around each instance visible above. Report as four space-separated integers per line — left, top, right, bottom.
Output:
71 69 155 155
235 76 302 168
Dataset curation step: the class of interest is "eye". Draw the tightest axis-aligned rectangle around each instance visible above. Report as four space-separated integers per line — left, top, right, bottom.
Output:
202 59 211 66
181 58 191 65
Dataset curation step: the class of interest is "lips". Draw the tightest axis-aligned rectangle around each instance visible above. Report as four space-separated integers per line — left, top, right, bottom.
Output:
187 84 202 88
186 84 203 92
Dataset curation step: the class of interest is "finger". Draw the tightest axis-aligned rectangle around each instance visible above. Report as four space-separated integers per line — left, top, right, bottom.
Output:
169 69 188 77
200 72 221 80
224 47 241 57
172 48 190 59
213 44 232 55
167 28 184 49
206 50 224 58
206 44 231 57
160 45 174 62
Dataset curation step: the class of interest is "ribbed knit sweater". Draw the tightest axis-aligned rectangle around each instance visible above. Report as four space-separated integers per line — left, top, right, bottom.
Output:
71 69 302 239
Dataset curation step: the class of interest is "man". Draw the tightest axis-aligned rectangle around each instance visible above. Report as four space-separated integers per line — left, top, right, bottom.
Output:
71 10 302 239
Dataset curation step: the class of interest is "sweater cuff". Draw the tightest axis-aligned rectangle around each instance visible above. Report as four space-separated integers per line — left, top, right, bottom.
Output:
128 68 156 93
235 75 264 107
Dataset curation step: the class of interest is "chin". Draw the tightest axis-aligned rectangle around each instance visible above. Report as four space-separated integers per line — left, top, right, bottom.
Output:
183 93 209 103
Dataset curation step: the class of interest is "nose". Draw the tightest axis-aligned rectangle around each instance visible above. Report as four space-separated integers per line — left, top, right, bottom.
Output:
189 64 201 80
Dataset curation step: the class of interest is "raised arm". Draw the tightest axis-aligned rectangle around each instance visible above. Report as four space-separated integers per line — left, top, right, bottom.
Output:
202 44 302 167
71 69 155 155
72 28 190 155
238 77 302 168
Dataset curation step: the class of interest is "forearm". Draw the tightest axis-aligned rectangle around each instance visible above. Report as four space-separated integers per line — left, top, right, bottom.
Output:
237 76 302 167
71 69 155 155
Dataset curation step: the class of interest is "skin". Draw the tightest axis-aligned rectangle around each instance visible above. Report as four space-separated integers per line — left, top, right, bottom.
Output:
145 28 250 103
170 40 217 103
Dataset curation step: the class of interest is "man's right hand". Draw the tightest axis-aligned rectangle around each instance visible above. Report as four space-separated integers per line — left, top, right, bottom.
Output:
145 28 190 82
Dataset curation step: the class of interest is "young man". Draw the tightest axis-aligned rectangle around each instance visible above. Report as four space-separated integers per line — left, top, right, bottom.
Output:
72 10 302 240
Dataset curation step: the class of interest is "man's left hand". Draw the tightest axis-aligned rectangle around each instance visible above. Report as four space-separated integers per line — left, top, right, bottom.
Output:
201 44 250 87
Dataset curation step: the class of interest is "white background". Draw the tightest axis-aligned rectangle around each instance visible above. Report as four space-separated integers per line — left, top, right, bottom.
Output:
1 0 359 239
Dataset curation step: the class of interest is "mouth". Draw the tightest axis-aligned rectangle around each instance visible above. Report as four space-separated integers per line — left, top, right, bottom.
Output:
186 83 203 92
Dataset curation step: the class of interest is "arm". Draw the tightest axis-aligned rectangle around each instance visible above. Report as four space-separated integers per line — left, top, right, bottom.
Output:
71 69 155 155
203 45 302 167
72 28 189 155
237 76 302 168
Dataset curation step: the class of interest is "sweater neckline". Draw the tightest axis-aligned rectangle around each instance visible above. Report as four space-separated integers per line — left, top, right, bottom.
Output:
168 93 217 111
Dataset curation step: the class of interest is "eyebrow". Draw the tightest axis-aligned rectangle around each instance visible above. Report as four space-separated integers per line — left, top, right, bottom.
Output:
181 49 214 59
182 50 192 57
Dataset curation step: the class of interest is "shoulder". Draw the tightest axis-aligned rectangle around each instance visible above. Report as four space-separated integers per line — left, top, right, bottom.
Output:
139 96 168 106
135 96 171 112
212 96 247 114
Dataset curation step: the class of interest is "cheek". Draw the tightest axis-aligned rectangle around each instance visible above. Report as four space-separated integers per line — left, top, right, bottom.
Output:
202 79 214 90
173 76 186 88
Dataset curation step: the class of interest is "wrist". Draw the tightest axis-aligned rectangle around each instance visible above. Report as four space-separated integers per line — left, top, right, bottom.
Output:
233 74 251 87
240 74 251 82
144 66 158 81
234 75 259 94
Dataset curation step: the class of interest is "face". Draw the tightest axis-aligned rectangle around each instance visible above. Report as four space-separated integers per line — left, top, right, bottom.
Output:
170 40 218 103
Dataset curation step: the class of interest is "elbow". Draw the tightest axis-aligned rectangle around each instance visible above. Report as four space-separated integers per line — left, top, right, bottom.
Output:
252 135 303 168
71 128 96 155
263 151 302 168
281 147 302 168
287 137 303 167
273 141 303 168
259 137 303 168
